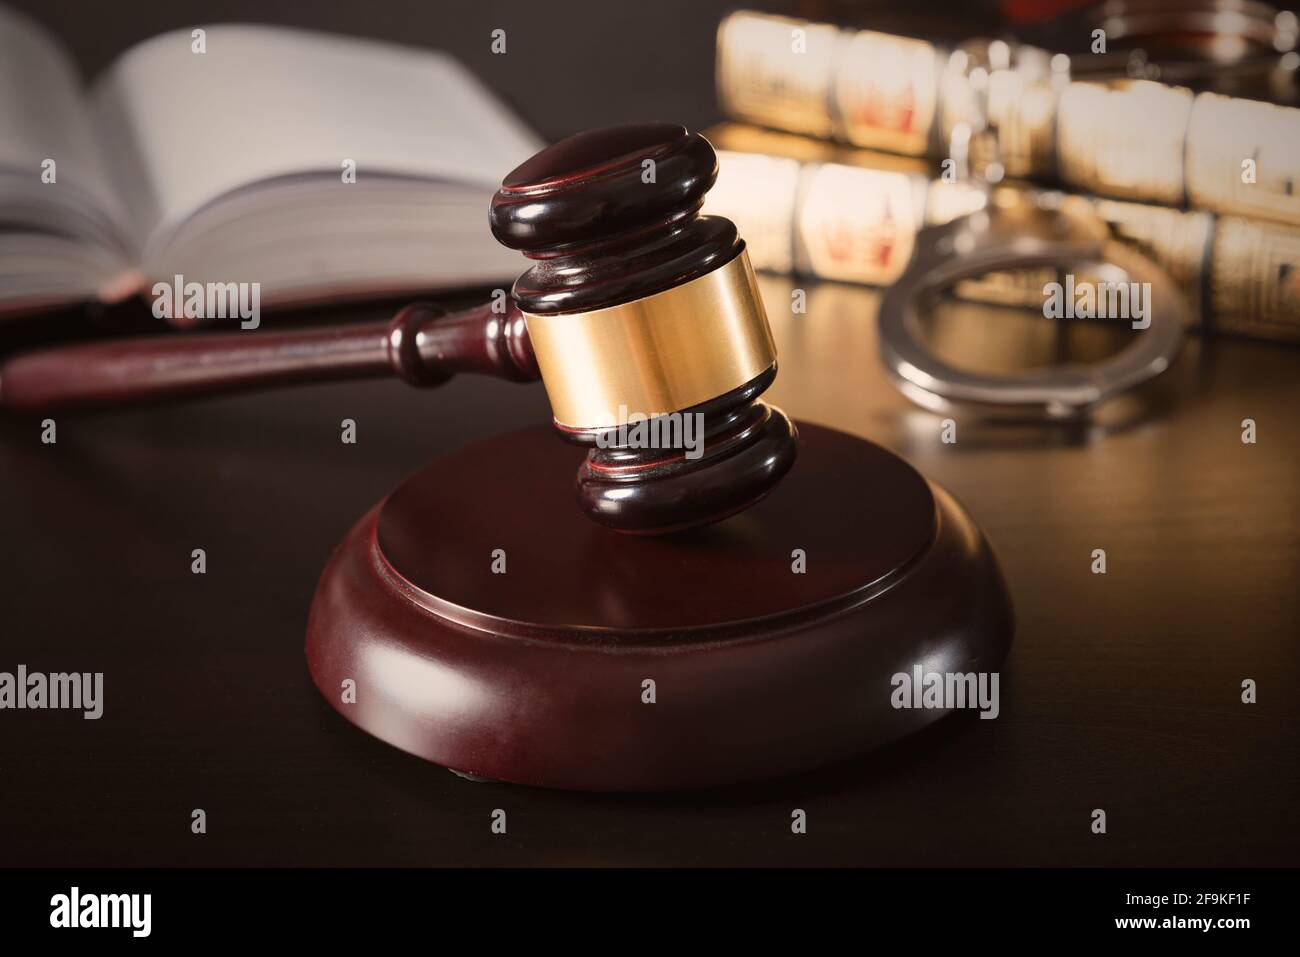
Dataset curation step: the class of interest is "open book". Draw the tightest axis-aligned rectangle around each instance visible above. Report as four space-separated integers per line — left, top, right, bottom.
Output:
0 6 543 321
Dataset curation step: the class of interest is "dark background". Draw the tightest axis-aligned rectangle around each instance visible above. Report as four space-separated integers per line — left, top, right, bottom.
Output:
1 0 1297 866
14 0 796 142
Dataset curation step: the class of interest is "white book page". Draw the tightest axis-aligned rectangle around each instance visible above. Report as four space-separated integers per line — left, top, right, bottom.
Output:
0 6 118 212
92 24 542 256
159 176 529 307
0 6 133 309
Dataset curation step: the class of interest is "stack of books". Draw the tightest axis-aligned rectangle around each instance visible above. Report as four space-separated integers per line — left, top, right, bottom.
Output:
704 10 1300 343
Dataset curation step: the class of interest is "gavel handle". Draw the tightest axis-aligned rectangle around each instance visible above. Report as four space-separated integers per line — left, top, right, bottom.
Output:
0 301 539 413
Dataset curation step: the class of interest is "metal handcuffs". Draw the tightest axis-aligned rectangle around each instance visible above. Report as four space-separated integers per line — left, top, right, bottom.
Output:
878 193 1189 420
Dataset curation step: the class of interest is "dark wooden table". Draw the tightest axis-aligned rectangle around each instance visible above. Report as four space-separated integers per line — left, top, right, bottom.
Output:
1 277 1296 867
4 0 1298 868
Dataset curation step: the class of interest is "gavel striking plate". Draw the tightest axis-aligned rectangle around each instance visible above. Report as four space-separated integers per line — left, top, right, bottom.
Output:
306 125 1014 789
0 124 1014 790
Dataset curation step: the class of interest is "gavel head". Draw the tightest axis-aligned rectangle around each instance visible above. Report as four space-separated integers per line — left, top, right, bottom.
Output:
490 123 797 535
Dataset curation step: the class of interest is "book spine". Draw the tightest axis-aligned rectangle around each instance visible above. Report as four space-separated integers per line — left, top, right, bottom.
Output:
1210 217 1300 342
717 10 1300 228
705 144 1300 343
716 10 944 158
1046 83 1300 229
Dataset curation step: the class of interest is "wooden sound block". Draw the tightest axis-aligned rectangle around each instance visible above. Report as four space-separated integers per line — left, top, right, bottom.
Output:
305 422 1013 791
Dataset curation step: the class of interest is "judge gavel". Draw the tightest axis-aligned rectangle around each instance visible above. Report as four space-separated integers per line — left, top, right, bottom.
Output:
0 123 797 535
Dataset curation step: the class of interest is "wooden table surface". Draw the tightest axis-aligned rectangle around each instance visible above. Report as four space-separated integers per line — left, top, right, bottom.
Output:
3 0 1298 867
1 277 1295 867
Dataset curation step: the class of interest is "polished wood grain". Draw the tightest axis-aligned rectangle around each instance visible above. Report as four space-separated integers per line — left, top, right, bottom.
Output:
491 123 740 315
306 421 1010 790
569 367 797 534
492 123 799 531
0 301 538 412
